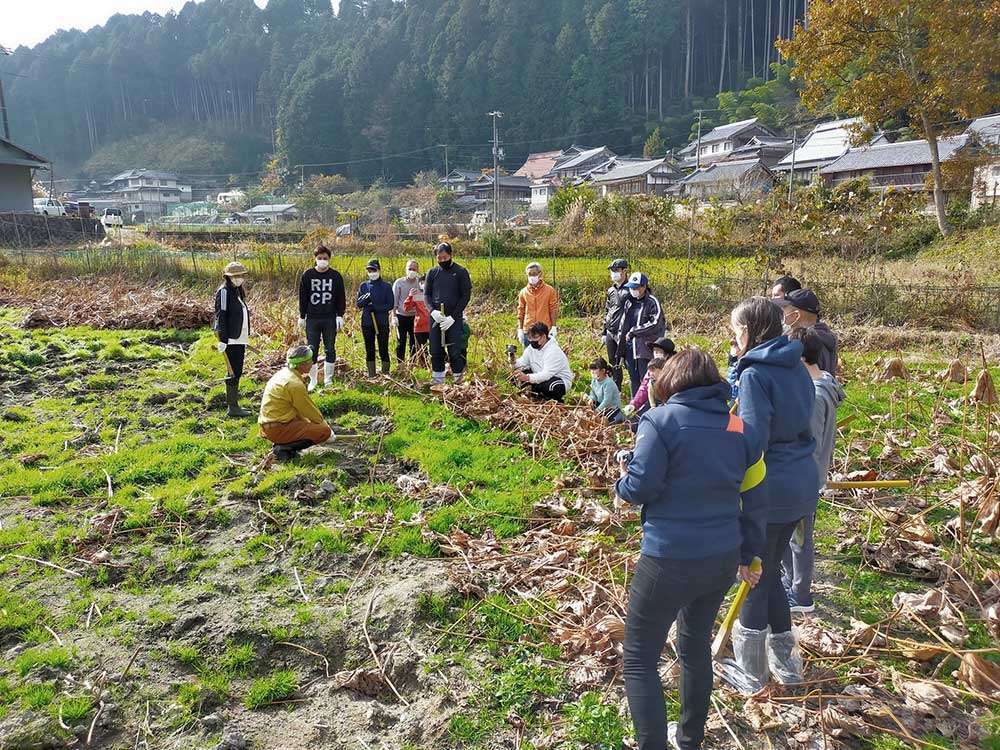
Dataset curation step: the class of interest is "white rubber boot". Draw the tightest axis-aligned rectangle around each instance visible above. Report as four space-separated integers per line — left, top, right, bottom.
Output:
324 361 336 388
732 621 770 694
307 363 318 392
767 629 804 685
431 371 446 385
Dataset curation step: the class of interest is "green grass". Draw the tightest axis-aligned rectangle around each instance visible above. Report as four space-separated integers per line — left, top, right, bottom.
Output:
562 691 630 749
218 642 256 677
13 646 73 677
243 669 297 709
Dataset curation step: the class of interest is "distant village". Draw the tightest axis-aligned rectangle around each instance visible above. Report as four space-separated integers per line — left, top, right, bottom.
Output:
2 113 999 235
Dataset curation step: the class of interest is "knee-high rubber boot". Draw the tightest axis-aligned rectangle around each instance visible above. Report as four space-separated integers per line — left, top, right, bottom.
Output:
366 360 377 378
225 381 251 418
307 363 318 392
381 360 390 375
767 629 803 685
323 361 336 388
732 621 770 694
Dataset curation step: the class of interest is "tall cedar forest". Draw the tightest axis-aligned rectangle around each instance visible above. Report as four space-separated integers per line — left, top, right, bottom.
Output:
2 0 807 181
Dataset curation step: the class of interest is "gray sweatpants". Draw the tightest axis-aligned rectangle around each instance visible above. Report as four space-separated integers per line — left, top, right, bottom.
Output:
781 512 815 606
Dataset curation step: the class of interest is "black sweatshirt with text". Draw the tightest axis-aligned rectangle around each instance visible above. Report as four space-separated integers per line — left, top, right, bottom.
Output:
298 268 347 319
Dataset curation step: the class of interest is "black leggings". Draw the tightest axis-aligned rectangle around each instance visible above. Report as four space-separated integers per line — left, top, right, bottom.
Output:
529 376 567 402
223 344 245 385
362 314 390 363
624 550 738 750
395 315 417 362
739 519 801 634
305 317 337 363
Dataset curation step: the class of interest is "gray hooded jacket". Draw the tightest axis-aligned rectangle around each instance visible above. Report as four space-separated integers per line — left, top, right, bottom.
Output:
812 371 846 490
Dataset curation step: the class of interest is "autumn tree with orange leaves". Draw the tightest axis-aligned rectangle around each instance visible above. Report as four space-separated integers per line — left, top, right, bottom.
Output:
779 0 1000 236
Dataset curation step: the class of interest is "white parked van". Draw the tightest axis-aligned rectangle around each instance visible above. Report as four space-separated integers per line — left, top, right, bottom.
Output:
101 208 124 228
33 198 67 217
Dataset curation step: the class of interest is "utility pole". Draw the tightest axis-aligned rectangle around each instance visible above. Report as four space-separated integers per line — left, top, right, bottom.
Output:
0 45 12 141
695 109 704 170
787 127 797 204
488 110 503 232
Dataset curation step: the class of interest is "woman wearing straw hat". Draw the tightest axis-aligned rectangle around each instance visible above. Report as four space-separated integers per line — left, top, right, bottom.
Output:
213 261 252 417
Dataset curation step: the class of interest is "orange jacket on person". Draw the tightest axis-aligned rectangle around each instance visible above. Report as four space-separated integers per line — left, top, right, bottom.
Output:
403 288 430 334
517 281 559 330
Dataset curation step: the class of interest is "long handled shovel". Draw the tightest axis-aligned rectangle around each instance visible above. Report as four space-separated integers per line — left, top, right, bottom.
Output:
712 557 761 659
826 479 910 490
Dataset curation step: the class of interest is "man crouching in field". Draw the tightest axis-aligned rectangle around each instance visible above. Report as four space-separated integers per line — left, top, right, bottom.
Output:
259 345 334 461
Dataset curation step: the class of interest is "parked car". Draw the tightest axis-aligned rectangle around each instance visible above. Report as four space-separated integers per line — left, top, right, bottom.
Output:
222 215 242 225
33 198 67 217
251 216 271 225
100 208 124 228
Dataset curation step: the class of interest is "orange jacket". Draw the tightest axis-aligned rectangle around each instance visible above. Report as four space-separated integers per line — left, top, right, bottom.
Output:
518 281 559 330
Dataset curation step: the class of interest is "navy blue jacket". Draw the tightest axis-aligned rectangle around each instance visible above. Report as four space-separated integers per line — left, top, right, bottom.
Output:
425 262 472 319
356 278 394 325
614 382 768 564
735 336 818 523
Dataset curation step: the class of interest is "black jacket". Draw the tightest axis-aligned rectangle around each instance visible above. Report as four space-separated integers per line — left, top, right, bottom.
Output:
214 281 249 344
299 268 346 319
615 291 665 360
425 262 472 318
603 283 628 336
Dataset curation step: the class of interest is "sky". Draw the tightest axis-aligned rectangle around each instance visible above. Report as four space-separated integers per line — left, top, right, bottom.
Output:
1 0 329 50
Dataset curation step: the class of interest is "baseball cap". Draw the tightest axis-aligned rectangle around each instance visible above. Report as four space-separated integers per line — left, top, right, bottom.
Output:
782 288 820 315
652 337 676 356
625 272 648 289
608 258 629 271
365 258 381 271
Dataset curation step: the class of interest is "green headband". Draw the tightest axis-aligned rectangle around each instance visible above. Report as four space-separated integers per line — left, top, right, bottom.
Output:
287 350 313 367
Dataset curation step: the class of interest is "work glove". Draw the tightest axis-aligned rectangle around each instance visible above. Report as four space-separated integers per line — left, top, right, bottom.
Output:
430 309 445 324
621 404 636 418
336 316 344 332
298 317 306 331
440 315 455 332
516 328 523 341
550 325 558 338
215 341 227 353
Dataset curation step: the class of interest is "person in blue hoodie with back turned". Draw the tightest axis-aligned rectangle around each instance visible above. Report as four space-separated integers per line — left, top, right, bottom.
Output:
356 259 395 378
615 347 767 750
728 296 817 692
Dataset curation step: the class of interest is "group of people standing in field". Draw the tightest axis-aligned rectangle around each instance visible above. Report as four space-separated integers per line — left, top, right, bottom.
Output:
211 244 843 749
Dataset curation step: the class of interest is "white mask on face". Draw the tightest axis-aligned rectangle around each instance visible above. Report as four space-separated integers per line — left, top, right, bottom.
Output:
611 271 622 283
528 275 541 286
316 259 330 270
406 269 418 280
629 288 642 298
653 351 665 360
231 277 245 287
367 271 380 281
419 284 425 292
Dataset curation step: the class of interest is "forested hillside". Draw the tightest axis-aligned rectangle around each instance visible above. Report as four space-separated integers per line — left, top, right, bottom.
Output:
2 0 806 180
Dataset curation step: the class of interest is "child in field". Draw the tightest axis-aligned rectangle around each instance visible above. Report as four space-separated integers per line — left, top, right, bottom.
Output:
403 273 431 366
782 326 845 613
588 358 623 422
622 337 675 419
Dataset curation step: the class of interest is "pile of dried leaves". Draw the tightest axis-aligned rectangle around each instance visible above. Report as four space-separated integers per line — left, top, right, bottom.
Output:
1 276 212 330
437 378 631 486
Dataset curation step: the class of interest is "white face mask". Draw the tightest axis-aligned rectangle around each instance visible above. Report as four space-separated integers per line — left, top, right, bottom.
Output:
406 269 418 280
316 259 330 270
629 288 642 298
611 271 622 283
528 275 541 286
653 351 665 360
367 271 380 281
419 284 425 292
231 277 245 287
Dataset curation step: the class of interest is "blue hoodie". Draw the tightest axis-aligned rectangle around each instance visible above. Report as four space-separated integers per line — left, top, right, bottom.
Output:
614 381 768 564
735 336 818 523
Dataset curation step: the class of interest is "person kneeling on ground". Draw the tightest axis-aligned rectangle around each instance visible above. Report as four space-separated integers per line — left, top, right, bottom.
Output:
512 322 574 401
622 336 675 419
615 347 766 750
259 345 334 461
588 357 623 422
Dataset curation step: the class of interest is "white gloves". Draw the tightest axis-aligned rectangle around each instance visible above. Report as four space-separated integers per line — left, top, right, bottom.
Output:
440 315 455 332
336 316 344 331
215 341 227 353
516 328 523 341
550 325 558 338
621 404 636 417
298 317 306 330
430 310 445 324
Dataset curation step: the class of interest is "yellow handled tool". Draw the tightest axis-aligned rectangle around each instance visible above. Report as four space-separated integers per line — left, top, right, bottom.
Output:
712 557 762 659
826 480 910 490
